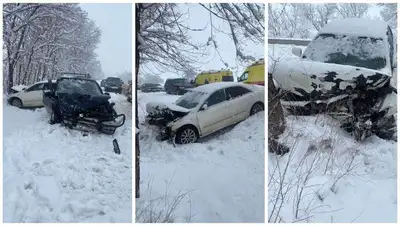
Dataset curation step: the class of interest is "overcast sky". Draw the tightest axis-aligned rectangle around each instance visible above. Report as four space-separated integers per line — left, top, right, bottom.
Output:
80 3 132 77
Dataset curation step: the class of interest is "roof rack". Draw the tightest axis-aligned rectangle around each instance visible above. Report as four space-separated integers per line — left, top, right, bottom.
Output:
59 72 91 79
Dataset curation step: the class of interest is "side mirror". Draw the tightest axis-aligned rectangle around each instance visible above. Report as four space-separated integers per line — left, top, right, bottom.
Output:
22 88 26 91
291 46 303 57
105 92 110 96
236 76 239 82
201 103 208 111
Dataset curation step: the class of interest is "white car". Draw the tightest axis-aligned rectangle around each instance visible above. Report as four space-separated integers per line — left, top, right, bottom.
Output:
146 82 265 144
8 81 51 108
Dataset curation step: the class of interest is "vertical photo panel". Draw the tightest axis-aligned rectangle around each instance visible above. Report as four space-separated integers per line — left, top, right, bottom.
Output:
135 3 265 223
3 3 133 223
268 3 397 223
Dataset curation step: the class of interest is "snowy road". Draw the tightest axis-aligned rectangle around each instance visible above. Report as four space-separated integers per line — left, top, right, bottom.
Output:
3 94 132 223
136 91 265 223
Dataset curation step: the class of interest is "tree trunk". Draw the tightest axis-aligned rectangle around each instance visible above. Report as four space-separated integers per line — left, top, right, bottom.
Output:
135 3 141 199
268 73 289 155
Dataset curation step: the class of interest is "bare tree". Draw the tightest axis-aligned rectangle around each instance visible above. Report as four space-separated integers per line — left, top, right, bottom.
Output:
377 3 397 29
335 3 370 19
201 3 264 61
268 4 311 38
136 3 142 199
300 3 338 31
139 3 206 75
3 3 101 93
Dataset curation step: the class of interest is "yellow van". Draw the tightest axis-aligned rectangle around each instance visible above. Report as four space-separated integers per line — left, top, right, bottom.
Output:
237 59 265 86
194 70 234 86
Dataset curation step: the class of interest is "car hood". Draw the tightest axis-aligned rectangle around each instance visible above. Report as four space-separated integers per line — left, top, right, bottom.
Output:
146 101 191 115
57 93 111 114
272 58 391 98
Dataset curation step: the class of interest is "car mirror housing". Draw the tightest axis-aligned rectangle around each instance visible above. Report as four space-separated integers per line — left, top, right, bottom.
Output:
201 104 208 111
291 46 303 57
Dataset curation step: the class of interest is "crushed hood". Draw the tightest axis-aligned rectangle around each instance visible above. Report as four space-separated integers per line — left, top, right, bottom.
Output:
146 101 190 115
58 93 111 115
272 59 391 100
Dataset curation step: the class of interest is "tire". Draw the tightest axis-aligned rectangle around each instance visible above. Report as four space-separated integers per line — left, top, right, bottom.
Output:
10 98 23 108
175 126 198 144
250 102 264 115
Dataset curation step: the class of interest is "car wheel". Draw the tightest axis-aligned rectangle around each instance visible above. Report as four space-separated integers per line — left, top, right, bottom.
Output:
11 98 23 108
176 126 198 144
250 102 264 115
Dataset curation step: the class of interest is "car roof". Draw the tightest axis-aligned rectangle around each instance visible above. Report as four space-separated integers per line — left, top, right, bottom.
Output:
192 82 252 93
318 18 389 39
58 75 94 81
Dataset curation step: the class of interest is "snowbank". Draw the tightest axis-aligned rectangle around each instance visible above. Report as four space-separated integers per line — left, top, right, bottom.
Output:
136 92 264 223
3 94 132 223
269 115 397 223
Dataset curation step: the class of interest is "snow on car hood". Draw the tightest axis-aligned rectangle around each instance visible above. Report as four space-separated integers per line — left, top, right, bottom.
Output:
146 101 191 114
272 58 391 99
11 85 28 92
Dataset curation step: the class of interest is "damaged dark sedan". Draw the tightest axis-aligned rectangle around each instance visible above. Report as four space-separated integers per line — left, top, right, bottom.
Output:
43 75 125 135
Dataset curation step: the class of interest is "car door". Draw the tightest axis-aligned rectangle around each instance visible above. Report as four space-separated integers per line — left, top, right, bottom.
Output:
22 83 44 106
196 89 230 136
39 83 50 106
225 86 254 123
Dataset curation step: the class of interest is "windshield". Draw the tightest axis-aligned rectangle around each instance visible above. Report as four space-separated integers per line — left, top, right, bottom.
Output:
175 90 207 109
303 34 386 70
57 79 103 95
173 79 187 84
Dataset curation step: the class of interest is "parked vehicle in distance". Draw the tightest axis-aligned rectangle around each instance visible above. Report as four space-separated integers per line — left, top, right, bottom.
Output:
146 82 265 144
103 77 124 94
237 59 265 86
42 75 125 135
7 81 52 108
194 69 234 86
164 78 194 95
271 18 397 141
100 79 106 87
141 83 164 93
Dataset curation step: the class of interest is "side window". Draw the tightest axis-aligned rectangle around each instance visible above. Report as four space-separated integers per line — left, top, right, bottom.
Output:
206 89 226 107
238 71 249 82
387 27 394 67
225 86 251 100
26 83 44 92
43 83 49 90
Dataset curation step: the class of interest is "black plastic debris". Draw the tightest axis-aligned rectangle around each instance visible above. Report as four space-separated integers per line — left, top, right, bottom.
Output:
113 139 121 154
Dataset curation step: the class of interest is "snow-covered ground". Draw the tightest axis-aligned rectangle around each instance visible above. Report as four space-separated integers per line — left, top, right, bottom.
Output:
3 93 132 223
268 116 397 223
136 91 264 223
